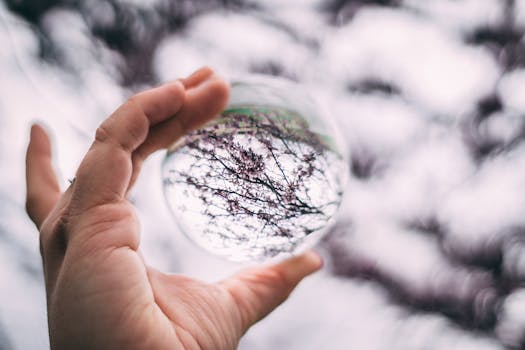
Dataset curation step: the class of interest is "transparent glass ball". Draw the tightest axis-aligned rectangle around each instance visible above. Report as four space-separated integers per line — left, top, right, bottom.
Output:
162 76 348 262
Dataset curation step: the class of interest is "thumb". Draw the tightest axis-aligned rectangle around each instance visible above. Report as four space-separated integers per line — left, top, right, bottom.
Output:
26 124 61 228
220 251 323 334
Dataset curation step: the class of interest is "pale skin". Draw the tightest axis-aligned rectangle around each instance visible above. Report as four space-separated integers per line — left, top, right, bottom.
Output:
25 67 322 350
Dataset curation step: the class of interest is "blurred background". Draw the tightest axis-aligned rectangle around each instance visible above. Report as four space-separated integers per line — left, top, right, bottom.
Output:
1 0 525 349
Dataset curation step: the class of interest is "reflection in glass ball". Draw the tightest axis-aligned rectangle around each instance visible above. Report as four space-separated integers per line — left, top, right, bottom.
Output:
162 76 347 261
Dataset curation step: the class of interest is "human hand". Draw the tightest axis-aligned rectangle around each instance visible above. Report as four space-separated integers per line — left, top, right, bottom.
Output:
25 67 323 350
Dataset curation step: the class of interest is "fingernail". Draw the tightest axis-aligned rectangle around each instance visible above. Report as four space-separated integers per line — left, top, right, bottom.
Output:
187 66 213 79
181 66 214 88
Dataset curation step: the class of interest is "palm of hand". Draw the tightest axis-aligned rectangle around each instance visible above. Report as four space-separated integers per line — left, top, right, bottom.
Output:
44 201 241 349
26 68 321 350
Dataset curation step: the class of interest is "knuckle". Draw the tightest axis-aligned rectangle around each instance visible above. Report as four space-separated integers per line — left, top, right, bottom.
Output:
260 267 291 289
121 99 150 143
126 95 142 114
126 95 149 122
241 267 291 300
127 115 149 145
95 123 112 144
165 81 185 100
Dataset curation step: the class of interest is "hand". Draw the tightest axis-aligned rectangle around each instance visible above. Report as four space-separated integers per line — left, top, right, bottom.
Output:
25 67 322 350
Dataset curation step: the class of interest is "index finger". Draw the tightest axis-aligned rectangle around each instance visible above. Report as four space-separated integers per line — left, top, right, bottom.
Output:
72 80 186 211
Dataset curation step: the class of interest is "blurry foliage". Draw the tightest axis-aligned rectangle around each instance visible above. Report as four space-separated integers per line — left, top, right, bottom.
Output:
5 0 525 347
5 0 255 85
324 223 500 331
467 26 525 70
321 0 402 25
0 321 11 350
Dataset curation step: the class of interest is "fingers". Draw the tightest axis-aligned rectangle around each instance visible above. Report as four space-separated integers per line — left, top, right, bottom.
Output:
131 73 229 172
25 124 61 228
72 80 186 211
72 67 230 211
220 251 323 334
96 80 187 153
180 66 214 89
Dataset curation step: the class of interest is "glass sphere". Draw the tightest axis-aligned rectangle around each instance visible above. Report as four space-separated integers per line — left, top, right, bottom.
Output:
162 76 348 261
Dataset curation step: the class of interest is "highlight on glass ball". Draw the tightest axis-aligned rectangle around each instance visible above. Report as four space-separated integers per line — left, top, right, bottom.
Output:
162 76 348 262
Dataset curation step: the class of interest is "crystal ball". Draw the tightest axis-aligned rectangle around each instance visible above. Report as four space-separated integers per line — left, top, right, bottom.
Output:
162 76 348 261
